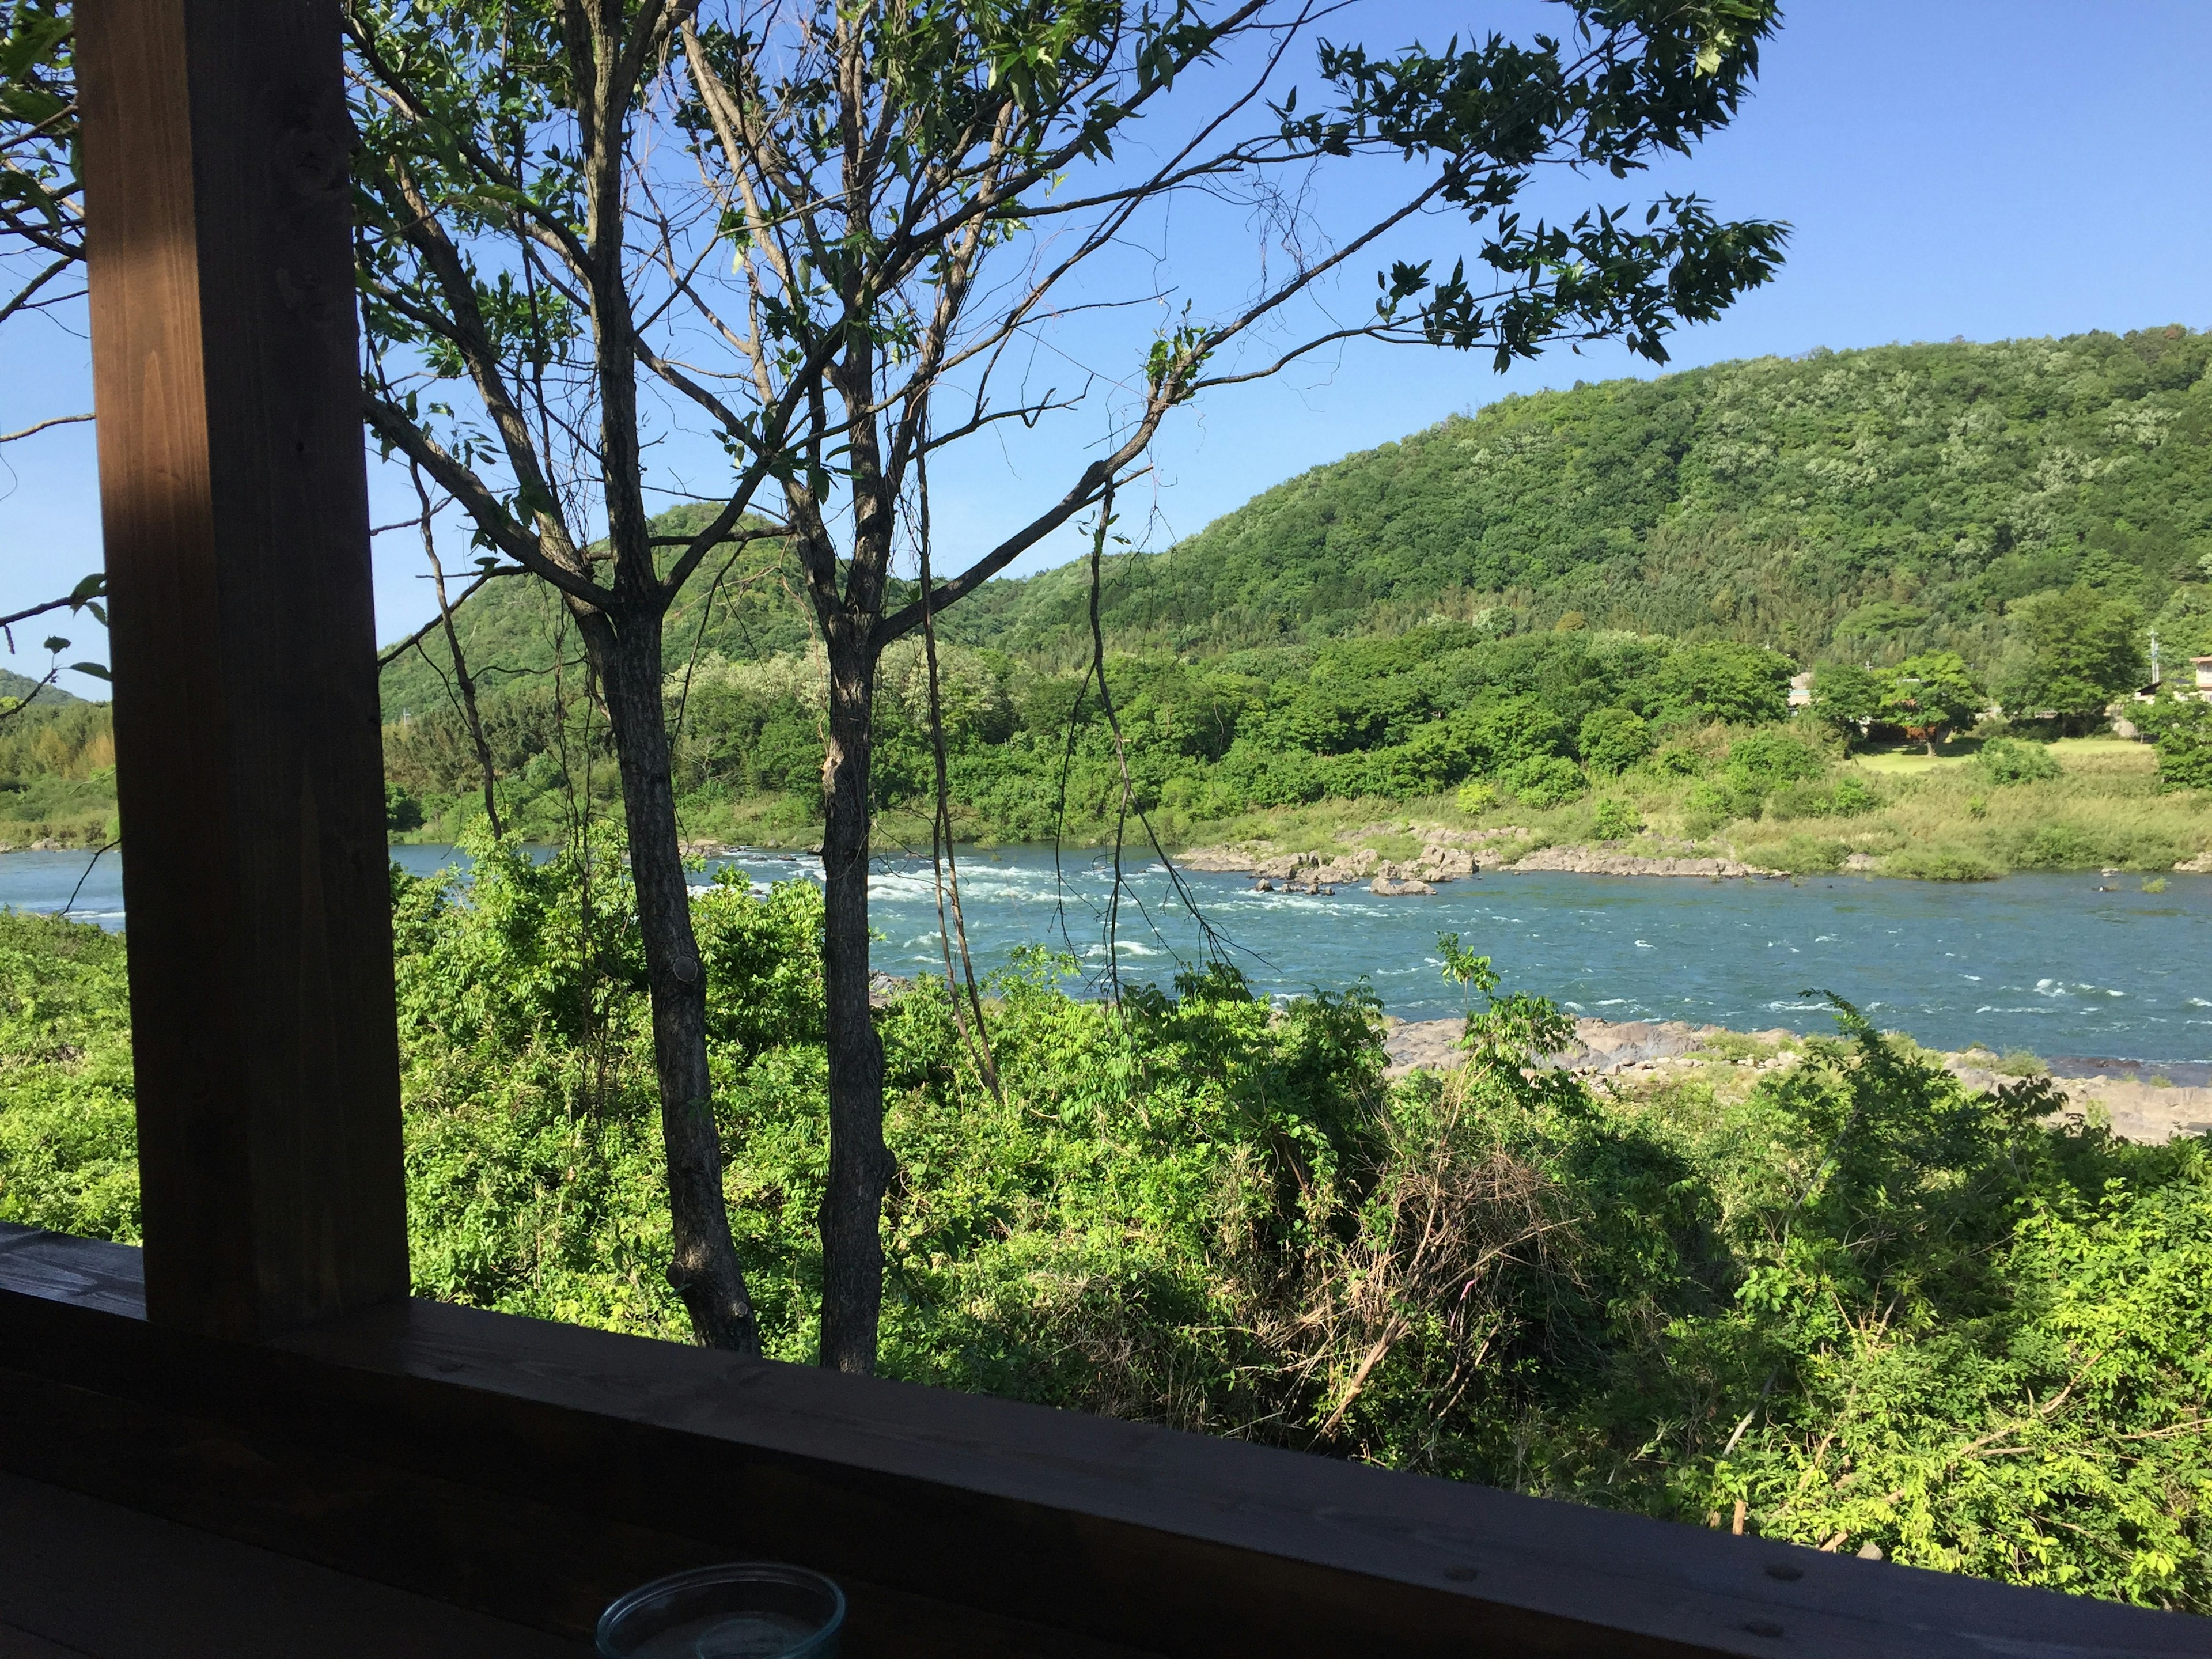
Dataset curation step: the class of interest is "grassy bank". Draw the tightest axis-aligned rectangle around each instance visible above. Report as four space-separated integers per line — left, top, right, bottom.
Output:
1096 734 2210 880
23 699 2212 880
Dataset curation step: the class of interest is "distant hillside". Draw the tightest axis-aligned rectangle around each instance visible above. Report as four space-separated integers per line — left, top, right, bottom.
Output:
380 508 813 722
0 669 78 706
973 325 2212 664
382 325 2212 713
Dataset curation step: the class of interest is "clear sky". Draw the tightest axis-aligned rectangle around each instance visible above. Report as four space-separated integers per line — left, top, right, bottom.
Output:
3 0 2208 698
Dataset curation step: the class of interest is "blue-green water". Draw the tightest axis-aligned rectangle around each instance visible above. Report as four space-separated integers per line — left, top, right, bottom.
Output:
7 845 2209 1062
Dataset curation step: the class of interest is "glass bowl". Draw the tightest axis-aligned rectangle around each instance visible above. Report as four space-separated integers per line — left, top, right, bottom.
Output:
596 1562 846 1659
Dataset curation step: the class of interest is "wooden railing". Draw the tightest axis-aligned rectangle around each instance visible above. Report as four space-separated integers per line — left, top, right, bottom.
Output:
5 1221 2202 1657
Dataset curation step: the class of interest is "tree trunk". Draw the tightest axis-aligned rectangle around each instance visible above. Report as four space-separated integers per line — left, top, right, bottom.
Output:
591 609 762 1355
817 612 892 1373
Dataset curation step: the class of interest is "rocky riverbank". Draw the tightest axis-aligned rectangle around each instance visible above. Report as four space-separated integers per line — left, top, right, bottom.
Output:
1382 1015 2212 1145
1179 825 1780 890
1498 846 1778 878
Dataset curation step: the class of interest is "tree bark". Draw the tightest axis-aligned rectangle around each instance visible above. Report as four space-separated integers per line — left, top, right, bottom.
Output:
589 608 763 1354
816 611 892 1373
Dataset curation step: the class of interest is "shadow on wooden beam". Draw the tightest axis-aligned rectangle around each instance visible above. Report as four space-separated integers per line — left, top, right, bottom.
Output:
1 1224 2202 1659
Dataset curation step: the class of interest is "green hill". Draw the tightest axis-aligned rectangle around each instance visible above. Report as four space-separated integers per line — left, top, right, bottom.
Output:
975 325 2212 662
385 325 2212 700
0 669 79 706
365 326 2212 864
378 506 816 724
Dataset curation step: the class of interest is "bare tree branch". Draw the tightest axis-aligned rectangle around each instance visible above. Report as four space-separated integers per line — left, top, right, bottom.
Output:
0 410 91 444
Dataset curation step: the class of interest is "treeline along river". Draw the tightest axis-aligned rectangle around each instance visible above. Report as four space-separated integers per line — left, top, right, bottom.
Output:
5 845 2209 1063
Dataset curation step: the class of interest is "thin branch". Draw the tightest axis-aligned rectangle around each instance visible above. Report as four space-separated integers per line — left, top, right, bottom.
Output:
361 395 612 608
0 254 79 329
374 565 529 667
0 588 96 631
873 457 1147 650
911 440 998 1093
0 411 93 445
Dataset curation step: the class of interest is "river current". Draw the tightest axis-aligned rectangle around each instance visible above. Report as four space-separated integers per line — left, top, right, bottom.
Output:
5 844 2209 1063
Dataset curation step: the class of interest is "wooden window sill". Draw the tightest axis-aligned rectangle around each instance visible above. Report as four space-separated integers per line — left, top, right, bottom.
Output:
2 1223 2201 1657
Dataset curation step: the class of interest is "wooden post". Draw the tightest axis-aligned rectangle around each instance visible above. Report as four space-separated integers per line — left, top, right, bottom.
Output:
75 0 408 1338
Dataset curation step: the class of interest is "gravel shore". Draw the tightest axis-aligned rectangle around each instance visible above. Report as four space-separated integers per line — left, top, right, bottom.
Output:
1383 1015 2212 1145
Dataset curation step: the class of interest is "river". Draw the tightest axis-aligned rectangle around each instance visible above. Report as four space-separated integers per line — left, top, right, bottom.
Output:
5 844 2209 1063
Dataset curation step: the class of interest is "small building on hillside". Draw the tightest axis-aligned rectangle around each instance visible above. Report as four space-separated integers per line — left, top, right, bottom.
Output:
2196 656 2212 698
1787 669 1813 711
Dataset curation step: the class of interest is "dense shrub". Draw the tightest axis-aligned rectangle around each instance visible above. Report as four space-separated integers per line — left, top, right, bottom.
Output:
2138 694 2212 791
1977 737 2062 786
1505 755 1587 808
1725 730 1829 792
1578 706 1653 776
1656 642 1794 726
1592 798 1643 839
1681 779 1740 834
2013 825 2103 870
1768 771 1878 820
1881 847 2005 881
0 915 138 1240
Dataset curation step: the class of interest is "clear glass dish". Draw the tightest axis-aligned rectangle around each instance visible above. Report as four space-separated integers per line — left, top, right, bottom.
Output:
595 1562 846 1659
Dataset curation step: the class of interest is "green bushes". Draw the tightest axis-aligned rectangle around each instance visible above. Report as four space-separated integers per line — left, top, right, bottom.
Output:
1579 706 1654 776
0 914 139 1240
2138 694 2212 791
1881 847 2005 881
1681 779 1739 836
1677 1011 2212 1605
1978 737 2062 786
1767 771 1878 820
3 869 2211 1609
1592 798 1643 840
1505 754 1586 808
1654 642 1794 726
2013 824 2103 870
1725 730 1828 792
376 618 1825 842
1762 833 1847 874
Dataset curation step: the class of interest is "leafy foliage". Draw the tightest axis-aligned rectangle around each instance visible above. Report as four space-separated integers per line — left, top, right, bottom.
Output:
0 913 136 1238
1995 586 2149 730
2137 693 2212 793
5 889 2207 1609
939 327 2212 662
1880 650 1983 752
1977 736 2062 787
0 695 113 844
1580 704 1654 776
0 0 79 302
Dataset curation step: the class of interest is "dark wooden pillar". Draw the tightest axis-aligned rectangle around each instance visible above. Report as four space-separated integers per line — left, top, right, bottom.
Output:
76 0 408 1338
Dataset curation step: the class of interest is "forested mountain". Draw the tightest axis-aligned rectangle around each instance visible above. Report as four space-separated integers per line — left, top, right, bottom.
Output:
970 325 2212 664
383 325 2212 722
363 327 2212 847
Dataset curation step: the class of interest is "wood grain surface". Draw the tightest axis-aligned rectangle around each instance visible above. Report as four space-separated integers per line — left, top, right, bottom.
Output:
75 0 406 1340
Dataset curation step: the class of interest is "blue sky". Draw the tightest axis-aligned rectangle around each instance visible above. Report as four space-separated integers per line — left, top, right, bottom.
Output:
3 0 2208 696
